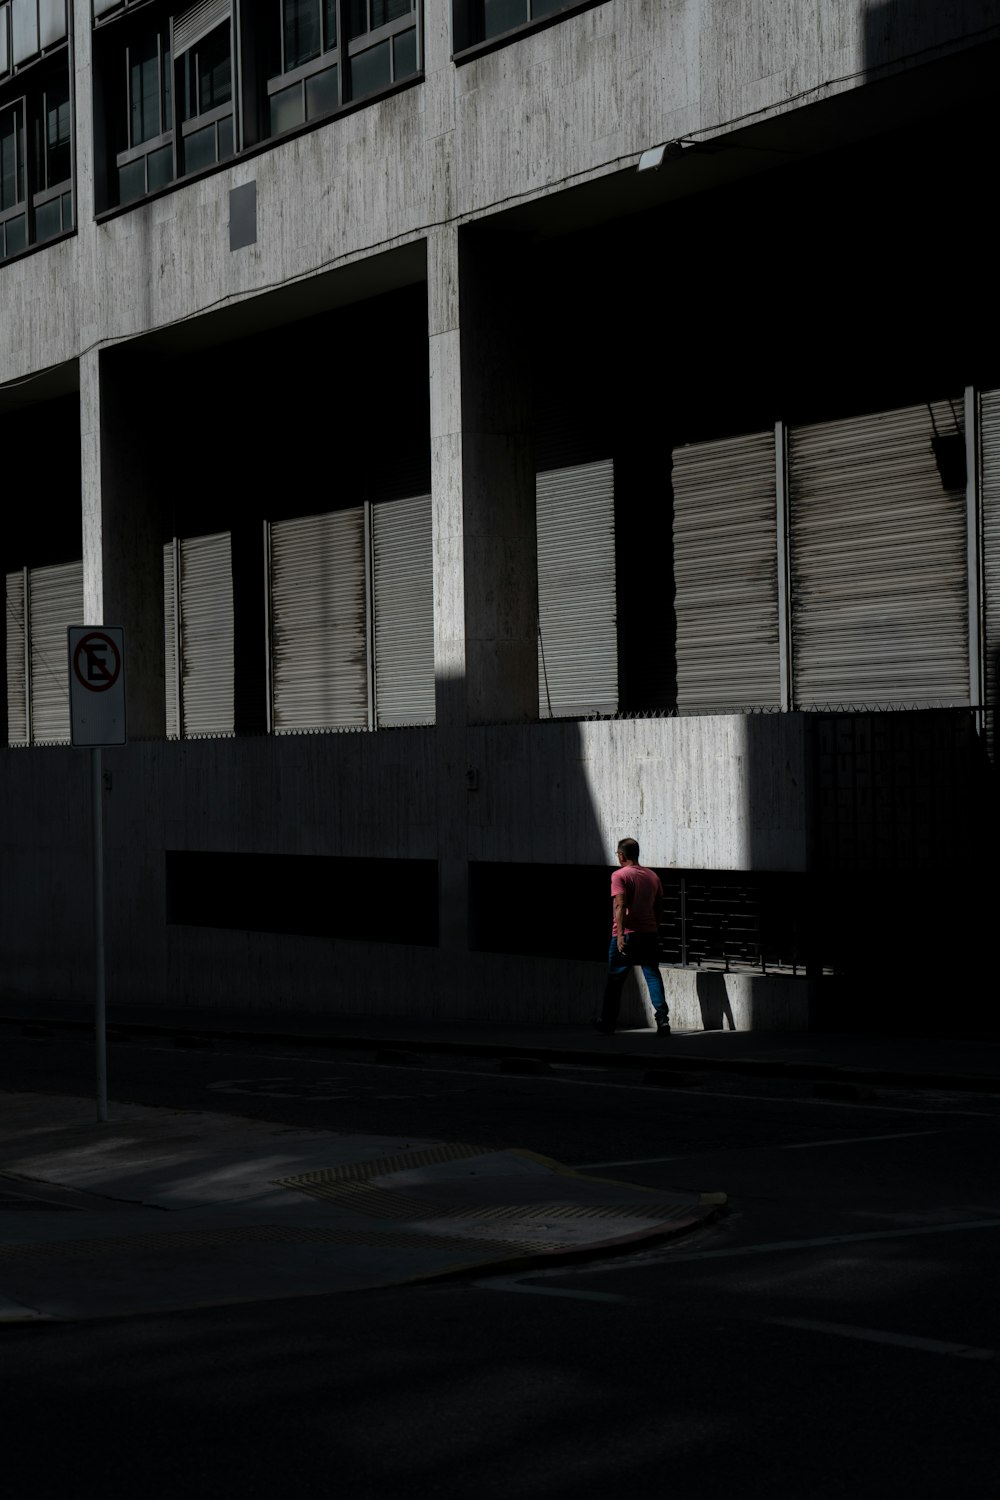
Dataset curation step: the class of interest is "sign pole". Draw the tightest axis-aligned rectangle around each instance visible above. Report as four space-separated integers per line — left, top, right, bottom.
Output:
93 745 108 1124
69 626 124 1126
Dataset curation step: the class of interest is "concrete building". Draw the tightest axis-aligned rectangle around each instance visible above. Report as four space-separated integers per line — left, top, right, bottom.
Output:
2 0 997 1032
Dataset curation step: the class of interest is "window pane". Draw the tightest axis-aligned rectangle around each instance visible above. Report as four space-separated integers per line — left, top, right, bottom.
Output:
4 210 26 253
199 26 232 110
345 0 367 39
217 112 233 160
183 121 216 172
46 76 71 186
269 82 304 135
483 0 526 39
163 43 172 130
372 0 412 24
305 63 337 118
34 195 61 241
11 0 38 67
350 38 390 98
61 188 72 227
283 0 320 70
392 25 416 79
0 9 9 76
38 0 66 50
131 33 161 145
323 0 336 50
531 0 565 17
1 106 22 210
146 143 173 192
118 156 146 203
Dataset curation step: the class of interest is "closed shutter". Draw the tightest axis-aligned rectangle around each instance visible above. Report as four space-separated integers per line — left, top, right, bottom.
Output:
672 430 780 712
372 494 434 727
5 569 27 746
981 388 1000 755
270 509 368 732
179 531 234 736
788 400 969 707
536 460 617 718
28 559 82 743
163 543 180 740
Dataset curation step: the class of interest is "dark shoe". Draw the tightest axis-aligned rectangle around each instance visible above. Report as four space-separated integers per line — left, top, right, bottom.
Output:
593 1021 616 1036
655 1015 671 1035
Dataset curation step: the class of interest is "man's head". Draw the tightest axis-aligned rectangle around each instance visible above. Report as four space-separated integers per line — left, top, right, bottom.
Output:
616 838 640 865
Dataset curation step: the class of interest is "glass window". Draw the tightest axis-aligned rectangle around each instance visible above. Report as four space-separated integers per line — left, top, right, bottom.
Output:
183 25 232 120
34 193 60 240
45 77 71 185
350 38 390 97
118 155 146 203
182 121 216 172
0 6 9 77
4 209 26 252
483 0 524 38
393 26 416 79
270 80 304 134
11 0 38 68
130 33 162 145
1 101 22 211
284 0 320 70
146 142 172 191
305 62 337 118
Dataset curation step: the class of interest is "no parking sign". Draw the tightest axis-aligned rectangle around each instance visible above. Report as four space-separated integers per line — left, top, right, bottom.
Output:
68 627 126 747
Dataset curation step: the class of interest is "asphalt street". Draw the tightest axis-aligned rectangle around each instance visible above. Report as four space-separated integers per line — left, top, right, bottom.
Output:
2 1029 998 1498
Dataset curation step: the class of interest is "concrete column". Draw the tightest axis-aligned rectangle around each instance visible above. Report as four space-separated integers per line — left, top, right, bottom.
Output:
81 348 166 739
428 224 469 956
458 226 538 725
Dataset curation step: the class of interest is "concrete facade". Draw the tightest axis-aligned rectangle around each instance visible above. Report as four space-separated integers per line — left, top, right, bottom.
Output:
2 1 997 1029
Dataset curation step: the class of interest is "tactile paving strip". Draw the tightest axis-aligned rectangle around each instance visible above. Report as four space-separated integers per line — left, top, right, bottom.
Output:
275 1141 487 1191
0 1221 558 1262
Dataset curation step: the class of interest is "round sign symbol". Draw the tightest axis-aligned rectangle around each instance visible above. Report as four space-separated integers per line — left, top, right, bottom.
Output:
73 631 122 694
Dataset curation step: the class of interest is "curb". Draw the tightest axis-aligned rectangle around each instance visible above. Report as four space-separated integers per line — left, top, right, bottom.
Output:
4 1014 1000 1097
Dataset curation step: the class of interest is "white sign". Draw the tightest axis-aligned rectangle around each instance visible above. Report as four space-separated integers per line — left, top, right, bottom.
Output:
68 627 127 747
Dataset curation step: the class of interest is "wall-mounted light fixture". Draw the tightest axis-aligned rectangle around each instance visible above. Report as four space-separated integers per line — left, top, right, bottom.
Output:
636 140 696 171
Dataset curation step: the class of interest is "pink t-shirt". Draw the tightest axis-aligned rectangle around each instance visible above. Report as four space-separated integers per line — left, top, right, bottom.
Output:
611 865 662 935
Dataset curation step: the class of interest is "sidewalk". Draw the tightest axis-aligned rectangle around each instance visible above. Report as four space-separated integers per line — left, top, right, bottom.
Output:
4 1000 1000 1094
0 1090 724 1325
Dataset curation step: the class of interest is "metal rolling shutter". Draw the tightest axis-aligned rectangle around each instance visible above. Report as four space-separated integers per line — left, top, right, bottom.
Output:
179 531 234 736
269 509 368 732
372 494 434 727
28 559 82 743
981 388 1000 754
536 460 617 718
5 570 27 746
788 400 969 707
672 430 780 713
163 543 180 740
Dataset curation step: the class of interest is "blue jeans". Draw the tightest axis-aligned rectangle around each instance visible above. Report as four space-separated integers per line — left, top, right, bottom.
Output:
601 934 667 1028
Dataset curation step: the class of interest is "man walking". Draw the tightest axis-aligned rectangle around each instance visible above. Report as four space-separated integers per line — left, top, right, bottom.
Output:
596 838 670 1036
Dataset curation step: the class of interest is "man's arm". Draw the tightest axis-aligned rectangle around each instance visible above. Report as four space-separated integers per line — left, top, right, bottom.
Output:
613 894 627 954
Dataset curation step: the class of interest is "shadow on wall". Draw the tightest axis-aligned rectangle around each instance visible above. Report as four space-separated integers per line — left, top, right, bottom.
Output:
862 0 1000 72
696 972 737 1032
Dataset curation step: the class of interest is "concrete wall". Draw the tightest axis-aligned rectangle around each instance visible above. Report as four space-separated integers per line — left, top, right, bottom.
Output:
4 1 1000 385
0 714 809 1021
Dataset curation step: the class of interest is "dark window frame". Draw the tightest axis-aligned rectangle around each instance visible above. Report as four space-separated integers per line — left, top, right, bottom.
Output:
93 0 423 214
452 0 603 62
0 36 74 264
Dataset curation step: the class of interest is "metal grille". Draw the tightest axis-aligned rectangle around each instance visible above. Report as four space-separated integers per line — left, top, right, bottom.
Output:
5 570 27 746
657 871 805 975
28 560 83 744
372 494 434 727
789 400 969 707
163 543 180 740
672 430 780 712
179 531 234 736
981 389 1000 759
536 460 617 718
270 509 368 732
